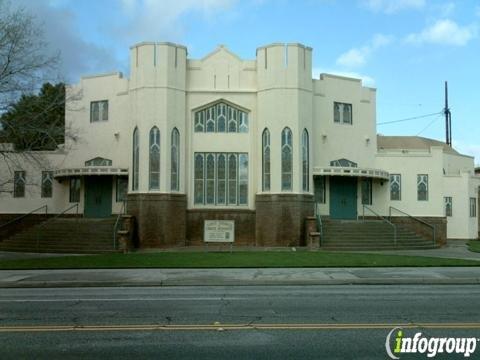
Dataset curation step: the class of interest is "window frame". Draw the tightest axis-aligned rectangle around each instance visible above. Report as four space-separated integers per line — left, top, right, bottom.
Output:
90 100 109 123
444 196 452 217
132 127 139 191
470 197 477 218
262 128 271 192
417 174 429 201
193 152 248 206
361 178 372 205
13 171 26 198
69 177 81 203
302 129 309 192
116 176 128 202
333 102 352 125
149 126 160 190
390 174 401 201
41 171 53 198
194 102 249 134
281 127 293 192
170 128 180 191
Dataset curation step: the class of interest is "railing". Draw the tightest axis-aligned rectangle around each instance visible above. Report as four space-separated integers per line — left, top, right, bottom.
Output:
389 206 435 246
315 202 323 246
36 203 79 252
0 205 48 240
362 205 397 246
113 200 127 250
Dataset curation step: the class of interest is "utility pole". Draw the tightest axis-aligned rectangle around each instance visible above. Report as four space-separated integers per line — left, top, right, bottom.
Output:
444 81 452 146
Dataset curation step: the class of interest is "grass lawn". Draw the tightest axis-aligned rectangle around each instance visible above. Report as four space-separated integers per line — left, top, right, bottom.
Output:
0 251 479 269
468 240 480 253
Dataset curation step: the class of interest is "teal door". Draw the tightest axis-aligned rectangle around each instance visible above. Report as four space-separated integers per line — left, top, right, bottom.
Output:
84 177 112 218
330 177 357 219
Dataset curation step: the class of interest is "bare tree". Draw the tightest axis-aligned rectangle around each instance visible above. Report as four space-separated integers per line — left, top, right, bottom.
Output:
0 1 76 195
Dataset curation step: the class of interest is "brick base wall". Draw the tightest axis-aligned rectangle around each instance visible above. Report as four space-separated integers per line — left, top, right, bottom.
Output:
255 193 314 247
389 216 447 245
127 193 187 248
186 209 256 246
0 214 51 241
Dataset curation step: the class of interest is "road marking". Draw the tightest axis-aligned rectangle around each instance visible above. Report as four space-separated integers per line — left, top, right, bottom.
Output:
0 297 242 302
2 323 480 333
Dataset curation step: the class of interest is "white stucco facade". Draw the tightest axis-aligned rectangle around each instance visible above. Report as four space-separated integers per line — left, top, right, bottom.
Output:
0 42 478 242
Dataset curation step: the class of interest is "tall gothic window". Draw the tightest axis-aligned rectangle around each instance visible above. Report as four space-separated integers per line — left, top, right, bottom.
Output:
417 174 428 201
149 127 160 190
171 128 180 191
132 127 139 191
194 153 248 206
281 127 293 191
13 171 26 198
41 171 53 198
390 174 401 201
302 129 309 192
262 128 270 191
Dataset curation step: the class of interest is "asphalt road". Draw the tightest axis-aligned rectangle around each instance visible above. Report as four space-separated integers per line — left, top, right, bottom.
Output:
1 285 480 359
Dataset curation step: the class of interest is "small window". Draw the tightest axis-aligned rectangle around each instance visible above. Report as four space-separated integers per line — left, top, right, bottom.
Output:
470 198 477 218
333 102 352 124
361 178 372 205
417 174 428 201
314 176 326 204
116 177 128 202
85 157 112 166
14 171 26 198
69 177 81 203
390 174 401 201
41 171 53 198
444 197 452 217
90 100 108 122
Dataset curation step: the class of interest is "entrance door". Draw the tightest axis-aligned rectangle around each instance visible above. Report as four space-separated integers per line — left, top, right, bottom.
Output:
330 176 357 219
84 177 112 218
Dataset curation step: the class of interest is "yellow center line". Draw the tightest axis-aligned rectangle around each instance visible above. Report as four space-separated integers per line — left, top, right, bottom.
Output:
1 323 480 332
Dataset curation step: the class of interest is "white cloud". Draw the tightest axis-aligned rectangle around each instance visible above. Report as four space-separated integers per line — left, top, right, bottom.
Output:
361 0 425 14
312 68 376 87
118 0 237 43
336 34 393 68
405 19 477 46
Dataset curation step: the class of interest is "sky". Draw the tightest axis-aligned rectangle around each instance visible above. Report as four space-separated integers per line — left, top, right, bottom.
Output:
13 0 480 164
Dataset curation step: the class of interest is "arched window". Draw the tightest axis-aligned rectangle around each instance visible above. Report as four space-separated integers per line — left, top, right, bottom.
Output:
302 129 309 192
132 127 139 191
194 102 248 133
281 127 292 191
149 126 160 190
262 128 270 191
171 128 180 191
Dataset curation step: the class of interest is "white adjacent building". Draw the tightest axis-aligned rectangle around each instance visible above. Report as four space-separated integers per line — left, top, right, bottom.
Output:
0 42 478 247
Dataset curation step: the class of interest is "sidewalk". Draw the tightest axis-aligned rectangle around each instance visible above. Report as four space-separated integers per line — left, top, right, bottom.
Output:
1 267 480 288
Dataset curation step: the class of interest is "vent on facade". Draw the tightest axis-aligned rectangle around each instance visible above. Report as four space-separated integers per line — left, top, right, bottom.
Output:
330 159 358 167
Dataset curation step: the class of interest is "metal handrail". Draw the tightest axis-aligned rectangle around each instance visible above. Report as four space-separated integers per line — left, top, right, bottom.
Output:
0 205 48 232
315 202 323 246
362 205 397 246
36 203 79 252
113 200 126 250
389 206 436 246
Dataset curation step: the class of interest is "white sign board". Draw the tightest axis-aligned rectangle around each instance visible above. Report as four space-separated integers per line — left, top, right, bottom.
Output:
204 220 235 243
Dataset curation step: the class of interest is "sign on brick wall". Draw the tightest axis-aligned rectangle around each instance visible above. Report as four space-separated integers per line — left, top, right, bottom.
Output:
204 220 235 243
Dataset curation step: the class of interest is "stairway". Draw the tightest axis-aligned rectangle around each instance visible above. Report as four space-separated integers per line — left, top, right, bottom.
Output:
321 220 437 250
0 217 120 253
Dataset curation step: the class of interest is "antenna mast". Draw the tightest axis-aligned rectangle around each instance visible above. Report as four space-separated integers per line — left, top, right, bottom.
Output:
444 81 452 146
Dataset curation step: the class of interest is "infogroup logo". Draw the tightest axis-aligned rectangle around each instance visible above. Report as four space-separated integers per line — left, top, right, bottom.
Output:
385 327 478 359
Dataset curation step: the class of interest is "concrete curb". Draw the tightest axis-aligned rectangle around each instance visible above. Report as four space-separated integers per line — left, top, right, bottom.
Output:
2 277 480 288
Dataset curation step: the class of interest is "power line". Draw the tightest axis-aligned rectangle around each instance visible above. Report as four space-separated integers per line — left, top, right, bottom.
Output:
377 111 443 125
415 114 443 136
